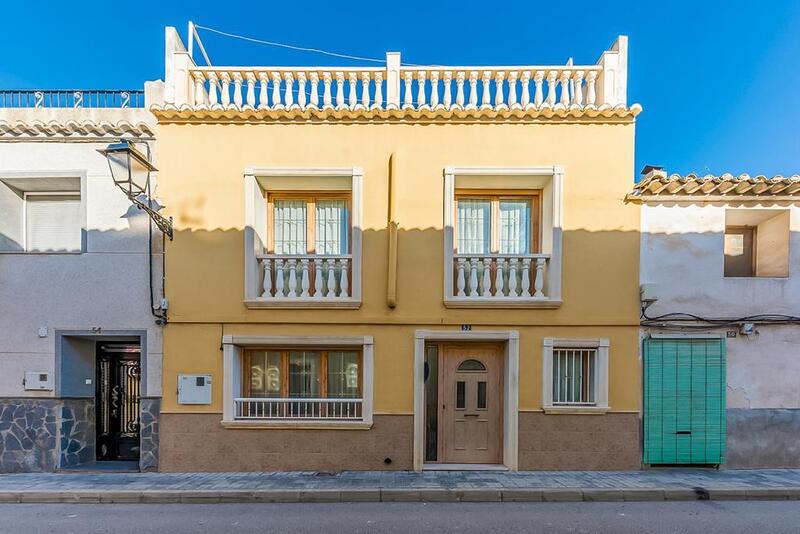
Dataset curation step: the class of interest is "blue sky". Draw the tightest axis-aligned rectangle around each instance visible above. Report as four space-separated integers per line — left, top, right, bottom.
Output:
2 0 798 178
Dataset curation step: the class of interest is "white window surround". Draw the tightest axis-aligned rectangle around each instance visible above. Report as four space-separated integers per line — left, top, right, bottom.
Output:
243 167 363 309
443 166 563 308
0 171 87 254
413 329 519 471
542 338 609 414
221 335 374 429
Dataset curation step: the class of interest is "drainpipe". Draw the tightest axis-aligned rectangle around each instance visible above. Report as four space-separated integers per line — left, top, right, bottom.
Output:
387 153 398 308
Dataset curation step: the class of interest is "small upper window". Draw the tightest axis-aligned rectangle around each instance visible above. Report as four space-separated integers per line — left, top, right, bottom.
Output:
269 194 350 256
725 210 789 278
455 193 539 255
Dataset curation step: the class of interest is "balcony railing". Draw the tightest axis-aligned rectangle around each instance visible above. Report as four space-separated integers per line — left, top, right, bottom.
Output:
0 90 145 108
452 253 550 300
234 397 363 420
258 254 351 300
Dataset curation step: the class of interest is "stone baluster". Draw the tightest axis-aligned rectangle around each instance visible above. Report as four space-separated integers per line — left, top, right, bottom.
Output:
468 71 479 109
403 71 414 109
494 71 506 108
258 72 269 110
245 73 256 108
193 72 206 106
322 72 333 109
507 72 518 109
417 71 427 109
232 72 243 109
545 71 557 107
456 258 466 297
297 72 307 109
468 258 479 297
521 258 532 297
335 72 346 109
360 72 371 109
207 73 219 106
430 71 440 109
274 258 285 298
373 72 383 109
508 258 518 297
534 258 546 298
283 73 295 109
262 259 272 298
481 71 492 109
534 71 544 107
559 71 571 106
585 71 597 106
300 259 310 297
271 72 282 109
482 257 493 296
443 71 453 109
520 71 531 108
456 72 466 108
220 72 231 108
287 259 298 297
326 259 336 296
309 72 320 108
313 259 323 298
496 258 507 296
572 71 584 106
339 259 350 298
348 72 358 109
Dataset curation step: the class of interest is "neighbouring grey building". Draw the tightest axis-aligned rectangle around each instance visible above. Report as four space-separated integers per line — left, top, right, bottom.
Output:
0 86 164 472
631 167 800 469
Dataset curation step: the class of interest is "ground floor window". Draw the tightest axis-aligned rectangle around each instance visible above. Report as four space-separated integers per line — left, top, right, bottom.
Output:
238 349 362 420
542 338 609 412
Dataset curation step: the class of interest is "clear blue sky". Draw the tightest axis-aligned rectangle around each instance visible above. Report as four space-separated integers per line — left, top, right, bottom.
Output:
2 0 798 178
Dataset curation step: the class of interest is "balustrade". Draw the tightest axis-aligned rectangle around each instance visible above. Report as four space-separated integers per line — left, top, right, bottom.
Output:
258 254 351 300
235 397 363 420
453 254 549 300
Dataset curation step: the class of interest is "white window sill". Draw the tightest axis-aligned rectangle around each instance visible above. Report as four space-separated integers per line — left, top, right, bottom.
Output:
244 298 361 309
221 419 372 430
543 405 610 415
444 297 562 309
0 250 82 255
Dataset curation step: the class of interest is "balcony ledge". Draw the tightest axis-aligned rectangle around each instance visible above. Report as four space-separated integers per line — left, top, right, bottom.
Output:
444 297 562 309
221 420 372 430
244 298 361 309
543 406 610 415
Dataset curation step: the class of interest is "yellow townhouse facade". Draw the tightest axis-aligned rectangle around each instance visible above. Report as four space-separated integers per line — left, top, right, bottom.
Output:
153 27 642 472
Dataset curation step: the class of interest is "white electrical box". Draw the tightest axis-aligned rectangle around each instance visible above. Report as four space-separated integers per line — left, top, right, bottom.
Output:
24 371 53 391
177 374 213 404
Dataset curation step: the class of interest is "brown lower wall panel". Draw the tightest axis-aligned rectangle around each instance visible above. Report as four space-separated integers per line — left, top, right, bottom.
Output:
159 414 414 472
518 412 641 471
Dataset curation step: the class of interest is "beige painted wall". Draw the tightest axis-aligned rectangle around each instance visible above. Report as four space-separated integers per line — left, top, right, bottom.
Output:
156 118 640 415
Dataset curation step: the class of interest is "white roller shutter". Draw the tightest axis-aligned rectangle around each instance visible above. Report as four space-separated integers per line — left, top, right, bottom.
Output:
25 195 81 252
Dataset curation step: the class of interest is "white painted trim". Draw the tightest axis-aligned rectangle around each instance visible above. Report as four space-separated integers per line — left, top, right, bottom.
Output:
243 167 363 307
442 166 563 306
542 337 609 412
221 335 373 427
413 329 519 472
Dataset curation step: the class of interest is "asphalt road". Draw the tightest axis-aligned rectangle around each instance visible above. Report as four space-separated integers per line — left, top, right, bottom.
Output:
2 501 800 534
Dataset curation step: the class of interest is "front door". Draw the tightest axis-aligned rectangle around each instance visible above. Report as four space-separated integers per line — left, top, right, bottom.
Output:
438 344 503 464
96 343 141 461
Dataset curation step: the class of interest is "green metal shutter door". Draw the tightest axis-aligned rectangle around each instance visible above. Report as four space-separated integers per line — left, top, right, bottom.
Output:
643 338 726 465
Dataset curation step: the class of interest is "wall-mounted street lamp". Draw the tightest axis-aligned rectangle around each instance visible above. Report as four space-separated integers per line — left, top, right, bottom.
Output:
97 139 173 239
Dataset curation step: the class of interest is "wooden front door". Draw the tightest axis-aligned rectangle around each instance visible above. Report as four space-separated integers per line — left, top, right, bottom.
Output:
438 344 503 464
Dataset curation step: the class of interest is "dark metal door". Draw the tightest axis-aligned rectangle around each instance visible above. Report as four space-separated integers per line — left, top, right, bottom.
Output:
96 343 141 461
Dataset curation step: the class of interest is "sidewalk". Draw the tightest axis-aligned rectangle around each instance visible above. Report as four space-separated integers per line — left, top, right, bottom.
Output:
2 469 800 503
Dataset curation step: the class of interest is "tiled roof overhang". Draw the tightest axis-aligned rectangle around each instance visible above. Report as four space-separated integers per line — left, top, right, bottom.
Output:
0 120 155 140
627 170 800 202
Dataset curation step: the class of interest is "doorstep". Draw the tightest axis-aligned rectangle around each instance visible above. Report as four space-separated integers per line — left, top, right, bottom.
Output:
423 463 509 471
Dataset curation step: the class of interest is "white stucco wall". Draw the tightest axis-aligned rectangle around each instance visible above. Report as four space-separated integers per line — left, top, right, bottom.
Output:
0 109 162 399
640 202 800 409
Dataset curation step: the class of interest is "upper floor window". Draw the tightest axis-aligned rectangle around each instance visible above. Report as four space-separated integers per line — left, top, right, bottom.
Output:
455 193 540 255
268 194 350 256
724 209 789 278
0 176 83 253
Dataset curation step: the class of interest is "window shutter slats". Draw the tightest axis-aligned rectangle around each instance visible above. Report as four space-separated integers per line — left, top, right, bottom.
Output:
25 195 81 252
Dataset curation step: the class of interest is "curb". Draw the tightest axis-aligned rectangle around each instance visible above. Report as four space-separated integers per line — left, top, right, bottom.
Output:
2 487 800 503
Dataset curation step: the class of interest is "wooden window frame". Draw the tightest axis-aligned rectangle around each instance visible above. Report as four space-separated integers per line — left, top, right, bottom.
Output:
453 190 541 254
266 192 352 255
242 347 363 399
